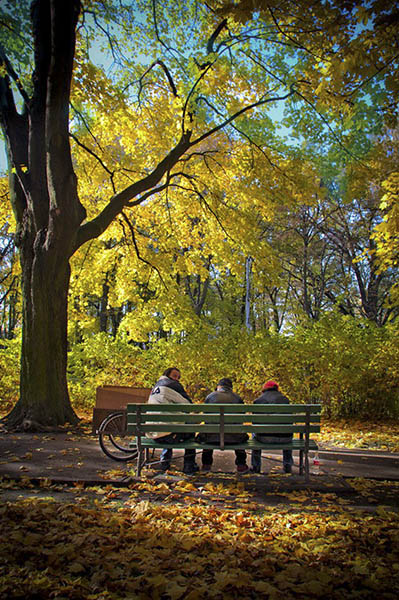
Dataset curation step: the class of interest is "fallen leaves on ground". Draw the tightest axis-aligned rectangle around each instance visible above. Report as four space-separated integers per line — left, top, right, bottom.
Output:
318 419 399 452
2 470 398 512
0 491 398 600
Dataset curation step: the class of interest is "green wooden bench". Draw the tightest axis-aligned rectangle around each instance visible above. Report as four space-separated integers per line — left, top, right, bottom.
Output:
127 403 321 481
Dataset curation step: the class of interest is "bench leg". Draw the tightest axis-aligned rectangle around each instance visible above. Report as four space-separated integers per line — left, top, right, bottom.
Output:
299 449 304 476
305 451 309 482
137 450 145 478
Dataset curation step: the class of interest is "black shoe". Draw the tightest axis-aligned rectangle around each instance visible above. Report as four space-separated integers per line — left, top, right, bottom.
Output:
250 467 260 474
202 464 211 472
183 464 199 475
283 465 292 474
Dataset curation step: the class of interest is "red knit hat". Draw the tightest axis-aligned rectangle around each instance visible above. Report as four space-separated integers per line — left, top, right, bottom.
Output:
262 380 278 390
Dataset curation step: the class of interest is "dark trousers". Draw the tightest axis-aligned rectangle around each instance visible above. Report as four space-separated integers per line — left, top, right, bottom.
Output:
251 435 293 471
158 433 196 470
202 447 247 467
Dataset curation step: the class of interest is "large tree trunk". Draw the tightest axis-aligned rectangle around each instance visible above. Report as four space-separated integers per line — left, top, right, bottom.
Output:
0 0 192 430
7 245 77 428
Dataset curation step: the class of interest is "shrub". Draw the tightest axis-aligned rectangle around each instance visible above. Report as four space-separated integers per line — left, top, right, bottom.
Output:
0 335 20 413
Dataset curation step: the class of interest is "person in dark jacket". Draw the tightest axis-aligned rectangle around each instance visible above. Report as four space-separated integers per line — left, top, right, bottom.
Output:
148 367 198 475
251 380 294 474
199 378 249 473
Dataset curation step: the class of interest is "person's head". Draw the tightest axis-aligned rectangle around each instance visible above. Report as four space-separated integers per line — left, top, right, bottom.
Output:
163 367 181 381
262 380 278 391
217 377 233 390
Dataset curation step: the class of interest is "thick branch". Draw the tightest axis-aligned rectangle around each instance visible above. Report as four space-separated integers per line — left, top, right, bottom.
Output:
75 130 192 250
0 59 29 225
207 19 228 54
29 0 53 231
76 81 295 253
139 59 178 100
0 43 30 107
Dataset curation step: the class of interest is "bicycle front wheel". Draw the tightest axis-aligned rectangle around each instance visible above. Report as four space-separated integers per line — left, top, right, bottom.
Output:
98 412 138 461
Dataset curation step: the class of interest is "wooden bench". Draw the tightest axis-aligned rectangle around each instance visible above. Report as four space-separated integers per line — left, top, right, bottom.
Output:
127 403 321 481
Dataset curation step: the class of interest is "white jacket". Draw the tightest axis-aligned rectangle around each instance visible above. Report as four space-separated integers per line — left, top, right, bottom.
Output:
146 376 191 439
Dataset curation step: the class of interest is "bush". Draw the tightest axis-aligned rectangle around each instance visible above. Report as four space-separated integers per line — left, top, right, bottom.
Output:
0 335 20 413
67 332 145 408
2 314 399 420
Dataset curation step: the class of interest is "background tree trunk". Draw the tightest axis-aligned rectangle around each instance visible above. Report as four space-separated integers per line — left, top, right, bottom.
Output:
245 256 253 331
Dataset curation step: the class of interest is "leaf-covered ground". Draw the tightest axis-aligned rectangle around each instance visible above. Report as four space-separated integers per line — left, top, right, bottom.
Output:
1 474 399 599
317 419 399 453
1 497 398 599
1 413 398 598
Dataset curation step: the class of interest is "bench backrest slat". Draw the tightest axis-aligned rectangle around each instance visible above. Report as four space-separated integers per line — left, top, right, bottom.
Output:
127 403 321 414
128 423 320 433
127 413 320 424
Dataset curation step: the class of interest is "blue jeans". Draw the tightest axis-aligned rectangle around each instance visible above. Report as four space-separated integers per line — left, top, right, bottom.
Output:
158 433 197 471
251 435 293 471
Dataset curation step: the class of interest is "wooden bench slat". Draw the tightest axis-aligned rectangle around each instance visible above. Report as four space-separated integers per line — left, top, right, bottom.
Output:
128 424 320 434
135 438 319 451
127 414 321 425
127 403 321 414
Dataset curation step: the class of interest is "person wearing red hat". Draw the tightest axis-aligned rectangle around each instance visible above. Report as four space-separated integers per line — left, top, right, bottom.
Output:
251 380 294 474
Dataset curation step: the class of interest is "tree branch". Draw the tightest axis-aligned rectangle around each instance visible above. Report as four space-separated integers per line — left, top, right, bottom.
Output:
138 59 178 100
192 86 296 145
207 19 228 54
70 102 105 152
69 132 116 192
0 43 30 107
120 211 168 289
75 130 192 250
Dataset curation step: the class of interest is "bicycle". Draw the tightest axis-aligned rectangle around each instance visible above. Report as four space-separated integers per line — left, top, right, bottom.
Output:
98 411 138 461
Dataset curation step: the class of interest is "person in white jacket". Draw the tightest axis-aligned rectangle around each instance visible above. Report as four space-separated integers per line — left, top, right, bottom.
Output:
147 367 199 475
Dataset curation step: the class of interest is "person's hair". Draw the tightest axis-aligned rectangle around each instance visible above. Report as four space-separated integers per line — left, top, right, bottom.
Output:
217 377 233 389
163 367 180 377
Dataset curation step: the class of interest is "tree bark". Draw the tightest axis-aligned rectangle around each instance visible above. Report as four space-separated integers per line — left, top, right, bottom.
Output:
7 245 77 428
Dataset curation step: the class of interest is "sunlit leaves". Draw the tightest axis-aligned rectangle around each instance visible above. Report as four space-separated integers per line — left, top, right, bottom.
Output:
373 171 399 272
0 492 398 599
320 420 399 453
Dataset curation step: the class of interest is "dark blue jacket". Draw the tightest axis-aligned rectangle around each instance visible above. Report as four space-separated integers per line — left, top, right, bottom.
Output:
200 385 248 444
254 388 292 440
